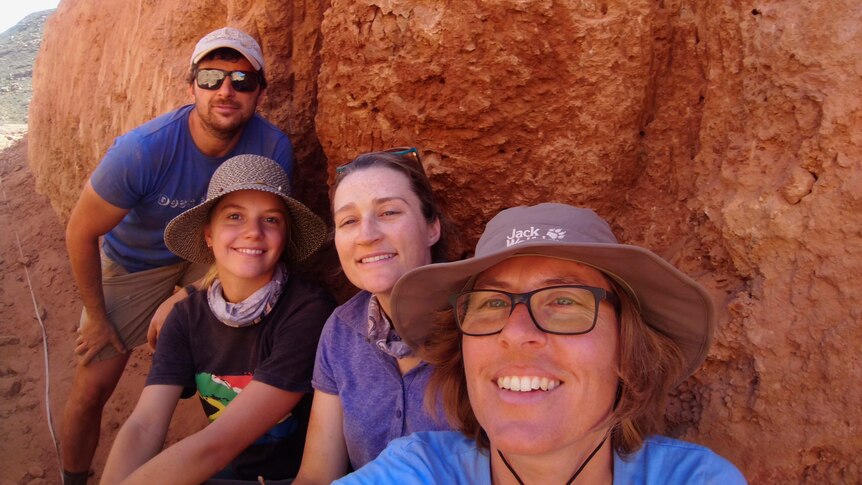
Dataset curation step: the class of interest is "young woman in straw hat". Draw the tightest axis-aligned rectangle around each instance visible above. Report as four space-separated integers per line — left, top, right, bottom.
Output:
102 155 334 484
336 203 746 484
294 148 453 484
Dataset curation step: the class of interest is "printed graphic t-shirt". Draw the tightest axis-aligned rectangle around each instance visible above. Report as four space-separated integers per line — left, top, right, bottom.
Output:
148 276 335 480
90 104 293 273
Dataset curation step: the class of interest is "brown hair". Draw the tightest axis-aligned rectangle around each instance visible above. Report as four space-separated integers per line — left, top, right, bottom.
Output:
330 150 452 263
186 47 268 90
422 274 686 456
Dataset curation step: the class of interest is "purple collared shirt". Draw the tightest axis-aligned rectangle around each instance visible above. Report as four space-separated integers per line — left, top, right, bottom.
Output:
312 291 451 470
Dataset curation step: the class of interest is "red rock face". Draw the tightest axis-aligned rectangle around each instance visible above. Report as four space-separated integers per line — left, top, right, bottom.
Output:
29 0 330 217
317 1 655 249
28 0 862 482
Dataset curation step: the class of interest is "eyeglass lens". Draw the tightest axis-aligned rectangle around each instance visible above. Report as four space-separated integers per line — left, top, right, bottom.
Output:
454 286 604 335
196 69 259 93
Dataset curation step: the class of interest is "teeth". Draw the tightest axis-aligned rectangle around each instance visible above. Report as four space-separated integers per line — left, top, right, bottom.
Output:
361 254 394 263
511 377 521 391
497 376 561 392
235 248 263 255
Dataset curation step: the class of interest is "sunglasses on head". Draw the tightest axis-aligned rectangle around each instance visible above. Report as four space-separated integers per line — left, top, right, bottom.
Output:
335 146 424 175
195 68 261 93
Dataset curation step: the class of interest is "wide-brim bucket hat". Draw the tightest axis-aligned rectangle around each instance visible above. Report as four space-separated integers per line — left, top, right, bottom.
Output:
164 154 327 265
390 203 715 381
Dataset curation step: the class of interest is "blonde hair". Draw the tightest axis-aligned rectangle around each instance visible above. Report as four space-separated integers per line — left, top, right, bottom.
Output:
201 265 220 290
423 277 686 456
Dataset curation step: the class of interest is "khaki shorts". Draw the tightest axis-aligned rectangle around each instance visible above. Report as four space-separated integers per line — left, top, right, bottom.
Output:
81 253 209 361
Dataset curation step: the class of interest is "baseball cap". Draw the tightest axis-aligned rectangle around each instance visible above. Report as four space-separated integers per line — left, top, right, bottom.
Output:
190 27 265 71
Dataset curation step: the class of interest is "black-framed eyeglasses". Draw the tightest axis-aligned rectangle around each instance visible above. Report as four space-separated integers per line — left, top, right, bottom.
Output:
335 146 424 175
450 285 620 336
195 68 261 93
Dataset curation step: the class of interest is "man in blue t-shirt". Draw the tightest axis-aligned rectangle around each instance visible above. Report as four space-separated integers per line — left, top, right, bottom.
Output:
61 27 294 485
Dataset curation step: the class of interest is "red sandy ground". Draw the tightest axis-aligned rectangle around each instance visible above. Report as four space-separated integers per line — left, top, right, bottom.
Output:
0 137 206 484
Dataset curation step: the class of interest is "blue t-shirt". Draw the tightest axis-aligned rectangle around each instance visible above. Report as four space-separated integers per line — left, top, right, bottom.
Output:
90 104 293 273
335 431 747 485
311 291 451 470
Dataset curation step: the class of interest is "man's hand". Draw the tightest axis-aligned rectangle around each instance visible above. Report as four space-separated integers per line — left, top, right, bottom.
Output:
147 287 190 351
66 181 130 365
76 311 127 366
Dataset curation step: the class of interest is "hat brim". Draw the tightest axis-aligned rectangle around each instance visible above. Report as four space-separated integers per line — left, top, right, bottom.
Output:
164 183 326 265
390 240 715 382
191 46 263 71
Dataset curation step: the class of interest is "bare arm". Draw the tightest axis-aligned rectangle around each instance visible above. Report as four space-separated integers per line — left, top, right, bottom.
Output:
147 278 204 351
66 181 130 364
102 385 182 483
293 391 350 485
120 380 305 485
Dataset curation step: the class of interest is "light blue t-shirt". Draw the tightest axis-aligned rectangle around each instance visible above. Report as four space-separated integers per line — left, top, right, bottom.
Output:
334 431 747 485
311 291 451 470
90 104 293 273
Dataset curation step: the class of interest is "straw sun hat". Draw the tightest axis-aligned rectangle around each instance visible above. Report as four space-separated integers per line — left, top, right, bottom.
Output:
164 154 326 265
390 203 716 381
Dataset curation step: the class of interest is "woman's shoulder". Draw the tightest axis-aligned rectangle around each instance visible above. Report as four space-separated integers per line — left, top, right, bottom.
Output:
615 435 747 484
392 430 477 451
328 290 372 328
169 289 209 327
315 291 372 352
334 431 489 485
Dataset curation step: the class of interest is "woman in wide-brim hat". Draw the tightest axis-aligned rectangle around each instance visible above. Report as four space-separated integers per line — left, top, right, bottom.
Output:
335 203 747 484
103 154 335 484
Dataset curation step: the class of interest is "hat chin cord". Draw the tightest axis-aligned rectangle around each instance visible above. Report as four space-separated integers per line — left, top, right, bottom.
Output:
493 379 620 484
494 433 608 485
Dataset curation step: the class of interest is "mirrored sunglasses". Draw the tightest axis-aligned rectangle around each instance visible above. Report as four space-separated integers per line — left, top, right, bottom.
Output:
195 68 260 93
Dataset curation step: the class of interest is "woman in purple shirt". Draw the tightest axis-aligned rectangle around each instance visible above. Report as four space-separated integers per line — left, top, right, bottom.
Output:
294 148 453 483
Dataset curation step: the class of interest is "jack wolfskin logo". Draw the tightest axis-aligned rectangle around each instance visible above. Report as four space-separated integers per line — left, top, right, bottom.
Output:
506 226 567 247
545 228 566 240
506 226 540 246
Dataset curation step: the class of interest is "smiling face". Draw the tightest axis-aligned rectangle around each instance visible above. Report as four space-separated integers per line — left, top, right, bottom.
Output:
189 55 262 140
333 166 441 312
204 190 288 302
462 256 620 457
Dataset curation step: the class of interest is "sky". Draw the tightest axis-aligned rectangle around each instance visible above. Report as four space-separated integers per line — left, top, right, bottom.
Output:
1 0 60 35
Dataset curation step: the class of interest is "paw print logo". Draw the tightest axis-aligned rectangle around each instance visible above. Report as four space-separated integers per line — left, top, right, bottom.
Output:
545 228 566 240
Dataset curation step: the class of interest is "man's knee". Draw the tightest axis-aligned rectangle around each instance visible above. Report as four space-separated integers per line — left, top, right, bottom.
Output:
68 381 112 412
68 356 129 410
